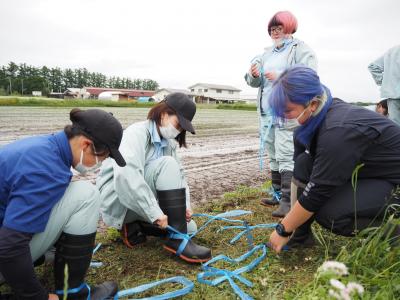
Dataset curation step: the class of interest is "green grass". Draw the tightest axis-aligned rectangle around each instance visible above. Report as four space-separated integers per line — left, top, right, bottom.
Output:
0 97 257 111
216 103 257 111
2 184 398 299
0 97 156 108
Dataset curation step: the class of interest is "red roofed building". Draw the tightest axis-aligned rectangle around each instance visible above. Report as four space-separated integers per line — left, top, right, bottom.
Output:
84 87 155 99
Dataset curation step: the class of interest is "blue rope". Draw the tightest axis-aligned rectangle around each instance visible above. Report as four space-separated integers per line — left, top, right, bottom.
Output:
90 242 103 268
220 223 277 245
197 244 267 300
262 187 282 203
55 282 90 299
114 276 194 300
165 210 253 257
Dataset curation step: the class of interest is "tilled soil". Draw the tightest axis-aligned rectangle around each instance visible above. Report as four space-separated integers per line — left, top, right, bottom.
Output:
0 106 268 205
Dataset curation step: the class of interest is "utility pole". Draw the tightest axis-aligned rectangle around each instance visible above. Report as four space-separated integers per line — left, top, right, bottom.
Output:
21 78 24 95
8 78 12 95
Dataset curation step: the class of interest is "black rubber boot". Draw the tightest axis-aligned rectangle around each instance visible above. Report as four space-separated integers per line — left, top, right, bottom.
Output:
261 170 281 206
120 221 147 248
54 232 118 300
272 171 292 218
138 221 168 238
157 188 212 263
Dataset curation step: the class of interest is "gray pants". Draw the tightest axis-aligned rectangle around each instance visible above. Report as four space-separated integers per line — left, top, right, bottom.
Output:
260 115 295 172
387 98 400 126
0 181 100 285
30 180 100 262
124 156 197 233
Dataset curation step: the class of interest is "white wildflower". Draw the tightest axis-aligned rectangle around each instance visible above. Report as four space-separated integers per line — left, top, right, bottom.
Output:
328 279 365 300
339 290 351 300
346 282 364 295
328 289 342 300
319 260 349 276
330 279 346 290
260 278 268 287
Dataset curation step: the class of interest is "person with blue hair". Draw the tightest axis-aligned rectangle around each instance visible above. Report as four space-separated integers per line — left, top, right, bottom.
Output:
267 66 400 252
244 10 317 218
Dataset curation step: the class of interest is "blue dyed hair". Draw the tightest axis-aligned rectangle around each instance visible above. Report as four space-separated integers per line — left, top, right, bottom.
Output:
268 65 333 145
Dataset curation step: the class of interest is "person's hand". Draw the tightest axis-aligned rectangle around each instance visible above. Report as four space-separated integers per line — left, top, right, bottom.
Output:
154 214 168 229
268 230 290 253
186 208 193 222
49 294 59 300
265 71 277 81
250 64 260 78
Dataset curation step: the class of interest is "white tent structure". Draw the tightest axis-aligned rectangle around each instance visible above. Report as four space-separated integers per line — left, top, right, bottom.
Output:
98 91 123 101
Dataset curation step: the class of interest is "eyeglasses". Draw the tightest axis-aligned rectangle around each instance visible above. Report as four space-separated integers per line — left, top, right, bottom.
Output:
270 26 284 34
92 144 109 157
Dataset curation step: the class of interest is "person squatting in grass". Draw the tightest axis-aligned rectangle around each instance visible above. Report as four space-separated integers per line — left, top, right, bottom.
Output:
244 10 317 218
97 92 212 264
267 66 400 252
0 108 126 299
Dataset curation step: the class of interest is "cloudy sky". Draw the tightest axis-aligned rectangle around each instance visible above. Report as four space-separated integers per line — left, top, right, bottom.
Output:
1 0 399 102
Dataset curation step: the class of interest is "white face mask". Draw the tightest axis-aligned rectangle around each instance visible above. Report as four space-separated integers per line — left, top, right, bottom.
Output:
286 106 310 131
74 146 102 175
159 121 181 139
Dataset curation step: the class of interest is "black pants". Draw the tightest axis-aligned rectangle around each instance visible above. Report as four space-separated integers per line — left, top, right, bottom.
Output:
294 152 399 236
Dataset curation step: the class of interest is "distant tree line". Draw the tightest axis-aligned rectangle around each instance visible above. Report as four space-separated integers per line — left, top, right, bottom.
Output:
0 62 159 96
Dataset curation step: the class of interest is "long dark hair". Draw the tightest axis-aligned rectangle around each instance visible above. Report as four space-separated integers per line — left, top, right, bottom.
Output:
147 101 187 148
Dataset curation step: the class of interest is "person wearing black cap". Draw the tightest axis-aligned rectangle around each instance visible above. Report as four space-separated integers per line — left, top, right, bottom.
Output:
0 108 126 299
97 92 212 263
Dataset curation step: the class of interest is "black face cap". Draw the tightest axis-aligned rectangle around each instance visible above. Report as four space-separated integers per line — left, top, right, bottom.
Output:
165 92 196 134
70 108 126 167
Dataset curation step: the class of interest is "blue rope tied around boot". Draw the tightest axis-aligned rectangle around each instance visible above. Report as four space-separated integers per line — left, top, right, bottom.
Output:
262 187 282 203
197 244 267 300
55 244 103 297
166 210 252 256
55 282 91 299
114 276 194 299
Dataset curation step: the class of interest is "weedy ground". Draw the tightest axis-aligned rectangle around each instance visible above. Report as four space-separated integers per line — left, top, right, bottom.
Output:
3 184 399 299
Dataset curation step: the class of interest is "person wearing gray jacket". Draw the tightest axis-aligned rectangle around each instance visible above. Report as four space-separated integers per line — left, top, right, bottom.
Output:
97 93 211 263
368 45 400 125
244 10 317 218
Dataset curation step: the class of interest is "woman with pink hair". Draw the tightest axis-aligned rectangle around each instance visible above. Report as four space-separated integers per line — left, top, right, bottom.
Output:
245 10 317 218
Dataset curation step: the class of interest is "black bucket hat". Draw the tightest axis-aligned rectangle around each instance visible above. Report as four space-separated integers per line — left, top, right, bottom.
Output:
165 92 196 134
70 108 126 167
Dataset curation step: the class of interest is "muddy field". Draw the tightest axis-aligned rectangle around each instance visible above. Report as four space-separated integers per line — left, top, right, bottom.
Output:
0 106 268 205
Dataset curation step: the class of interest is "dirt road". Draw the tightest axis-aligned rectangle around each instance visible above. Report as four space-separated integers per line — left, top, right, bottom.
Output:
0 106 268 205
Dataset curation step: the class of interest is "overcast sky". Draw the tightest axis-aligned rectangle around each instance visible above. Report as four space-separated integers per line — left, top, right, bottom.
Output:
1 0 399 102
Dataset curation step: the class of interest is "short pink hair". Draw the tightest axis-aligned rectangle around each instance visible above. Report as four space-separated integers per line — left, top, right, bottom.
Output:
268 11 298 36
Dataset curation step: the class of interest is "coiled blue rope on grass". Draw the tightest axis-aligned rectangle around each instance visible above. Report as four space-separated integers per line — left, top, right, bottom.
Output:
197 244 267 300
